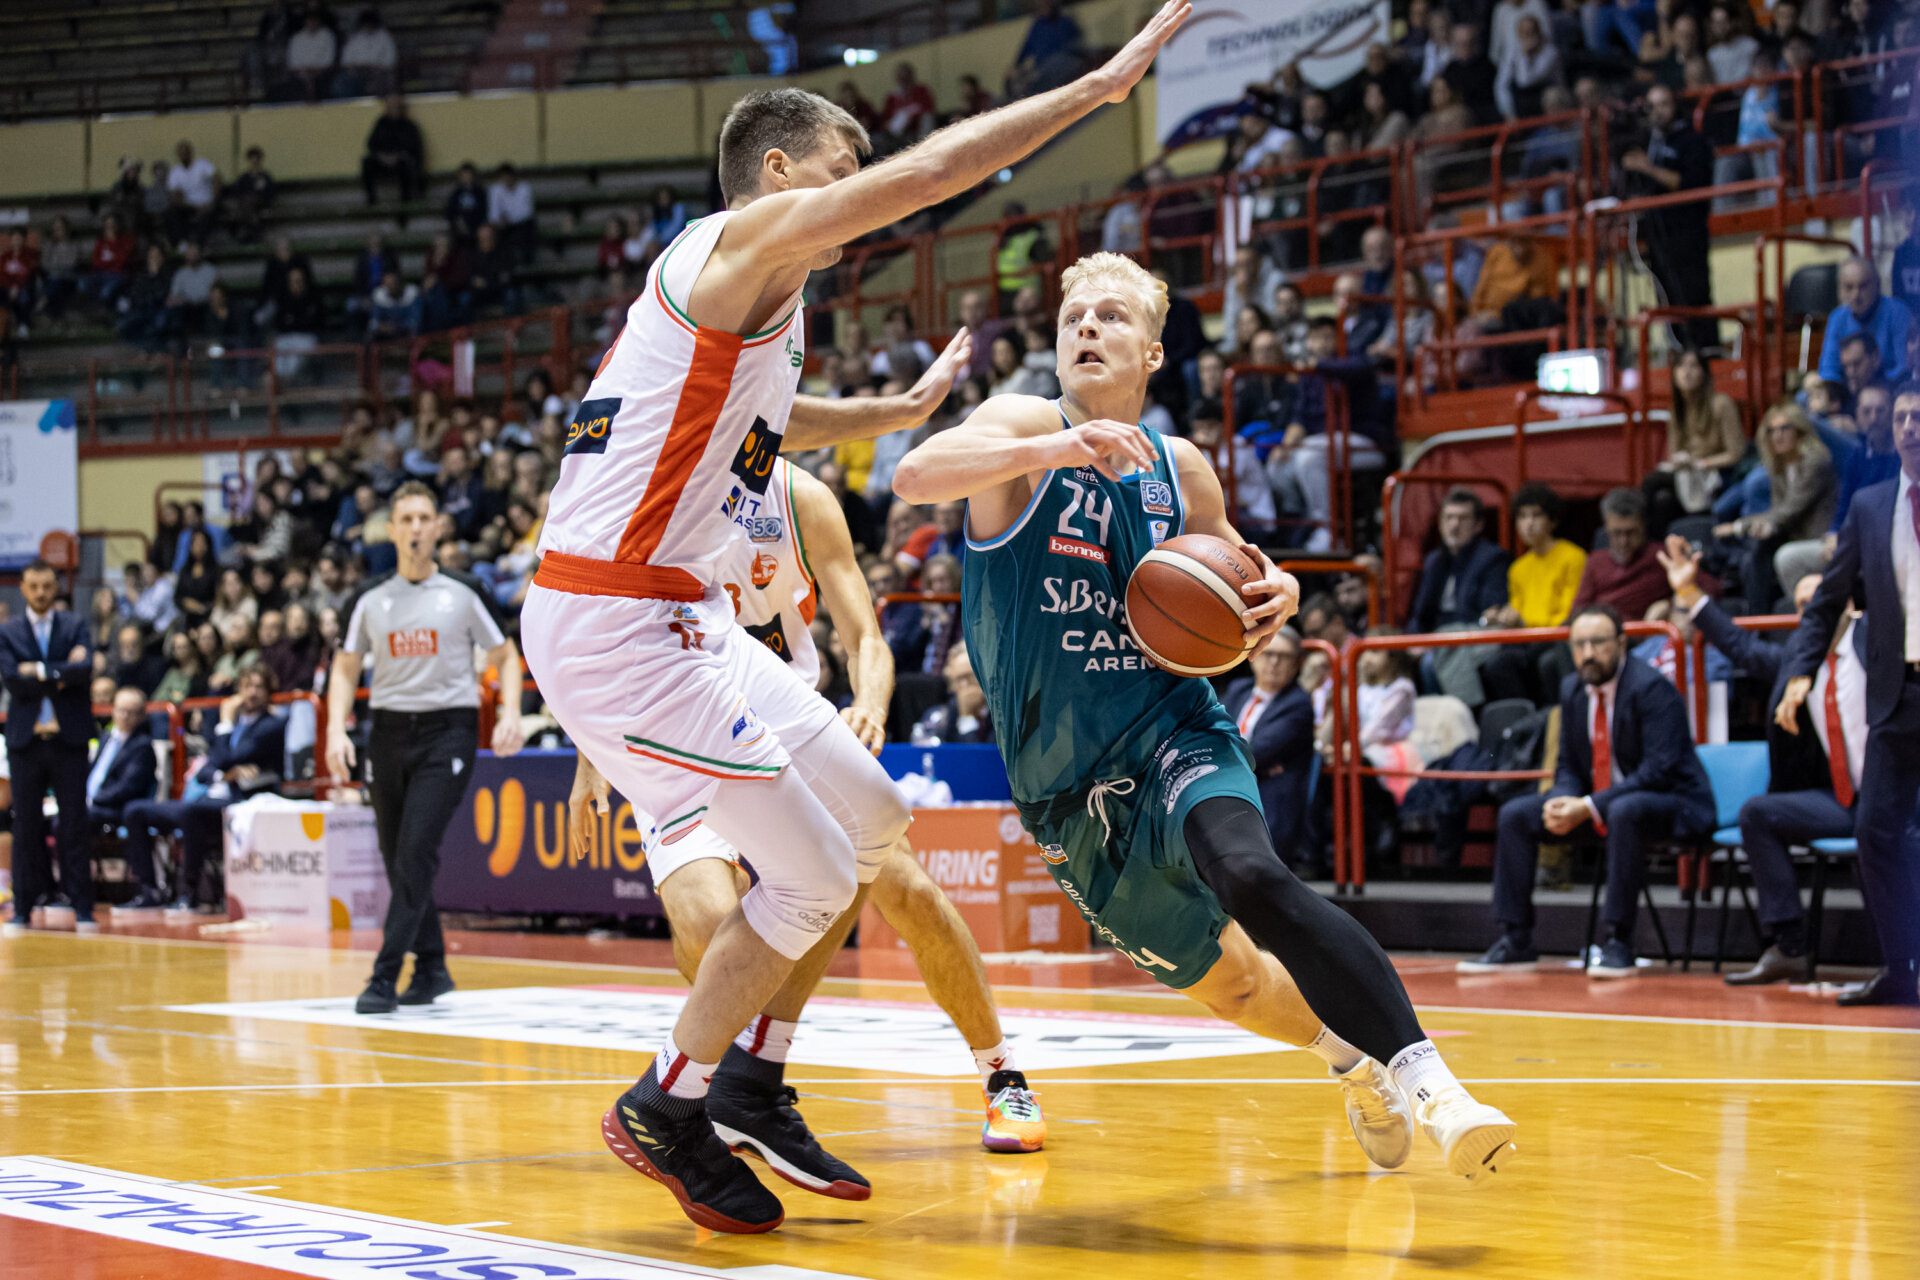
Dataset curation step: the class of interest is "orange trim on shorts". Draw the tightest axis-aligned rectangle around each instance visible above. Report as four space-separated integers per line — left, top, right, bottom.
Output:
614 326 743 564
532 550 703 601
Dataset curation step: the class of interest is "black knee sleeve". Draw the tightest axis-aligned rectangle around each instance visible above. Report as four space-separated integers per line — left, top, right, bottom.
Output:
1184 797 1424 1064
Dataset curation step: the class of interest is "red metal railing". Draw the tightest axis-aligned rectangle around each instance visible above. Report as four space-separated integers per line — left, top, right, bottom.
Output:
1219 364 1353 551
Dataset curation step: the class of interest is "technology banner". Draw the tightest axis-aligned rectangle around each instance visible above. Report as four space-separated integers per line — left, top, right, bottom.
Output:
1153 0 1389 145
0 400 77 571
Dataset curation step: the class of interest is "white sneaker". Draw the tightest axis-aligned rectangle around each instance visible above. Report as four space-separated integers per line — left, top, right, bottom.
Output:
74 921 100 935
2 921 28 939
1334 1058 1413 1170
1413 1086 1517 1183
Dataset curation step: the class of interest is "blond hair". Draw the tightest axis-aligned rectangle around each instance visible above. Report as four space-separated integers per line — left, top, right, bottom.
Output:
1058 252 1169 338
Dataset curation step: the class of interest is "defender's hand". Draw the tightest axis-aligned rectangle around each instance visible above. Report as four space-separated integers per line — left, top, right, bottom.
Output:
1093 2 1193 104
908 328 972 412
568 755 611 859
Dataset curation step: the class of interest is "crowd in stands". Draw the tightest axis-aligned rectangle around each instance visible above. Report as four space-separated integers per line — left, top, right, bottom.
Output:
252 4 404 102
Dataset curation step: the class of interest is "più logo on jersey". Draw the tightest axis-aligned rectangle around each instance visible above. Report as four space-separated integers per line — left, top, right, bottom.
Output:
671 604 699 623
1140 480 1174 516
1048 534 1109 565
388 628 438 658
1040 843 1067 864
750 551 779 587
563 398 620 456
747 515 784 543
729 415 780 495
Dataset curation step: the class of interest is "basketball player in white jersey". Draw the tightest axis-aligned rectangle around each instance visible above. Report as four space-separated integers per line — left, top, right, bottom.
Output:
568 459 1044 1200
521 2 1192 1233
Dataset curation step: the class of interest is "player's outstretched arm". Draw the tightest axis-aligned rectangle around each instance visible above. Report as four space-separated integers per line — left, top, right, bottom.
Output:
1169 437 1299 651
725 2 1190 267
784 329 970 453
892 394 1158 506
791 467 893 754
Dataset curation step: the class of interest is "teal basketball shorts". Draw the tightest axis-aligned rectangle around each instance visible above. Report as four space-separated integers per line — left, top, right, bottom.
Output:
1017 714 1262 990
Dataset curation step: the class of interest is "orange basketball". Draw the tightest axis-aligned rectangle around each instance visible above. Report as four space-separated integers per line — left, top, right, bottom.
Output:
1124 534 1262 676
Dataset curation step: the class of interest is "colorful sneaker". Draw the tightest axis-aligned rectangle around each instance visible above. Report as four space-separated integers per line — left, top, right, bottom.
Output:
1334 1057 1413 1169
601 1087 784 1233
981 1069 1046 1153
707 1054 871 1201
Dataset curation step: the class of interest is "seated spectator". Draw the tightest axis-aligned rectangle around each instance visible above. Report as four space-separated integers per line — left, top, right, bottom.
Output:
143 159 172 231
881 62 936 147
832 80 880 136
162 241 218 349
1818 258 1914 386
210 567 259 635
897 501 967 581
350 231 398 320
438 443 485 539
1442 23 1499 123
256 236 315 328
911 641 994 744
1705 3 1759 83
445 163 487 244
173 530 220 623
421 232 472 331
153 628 209 706
124 562 178 634
1644 348 1747 535
872 304 936 380
1190 398 1278 533
468 224 521 316
202 284 259 389
337 6 399 98
1463 604 1715 977
1570 486 1668 622
84 213 137 312
367 269 421 340
1892 213 1920 320
88 686 167 908
164 141 220 248
225 146 277 243
1357 644 1417 750
647 185 688 247
1276 318 1390 549
117 244 173 350
1490 0 1554 66
270 267 327 377
103 625 166 697
1409 488 1512 634
956 72 993 119
1468 236 1558 331
596 217 630 279
1007 0 1084 100
36 216 79 324
1782 382 1901 587
362 95 424 205
0 229 40 332
1495 14 1563 119
122 668 286 910
285 9 338 99
1479 483 1587 703
1658 539 1859 985
488 164 539 265
1221 627 1316 867
85 587 127 658
1714 402 1833 610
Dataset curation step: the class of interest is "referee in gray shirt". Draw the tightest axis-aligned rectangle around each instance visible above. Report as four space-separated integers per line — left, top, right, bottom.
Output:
326 481 526 1014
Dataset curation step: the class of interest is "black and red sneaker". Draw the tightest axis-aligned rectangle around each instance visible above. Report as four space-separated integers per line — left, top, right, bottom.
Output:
600 1086 785 1233
707 1049 871 1201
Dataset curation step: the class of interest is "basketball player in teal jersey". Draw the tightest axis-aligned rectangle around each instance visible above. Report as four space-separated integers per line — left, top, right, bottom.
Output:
894 253 1518 1180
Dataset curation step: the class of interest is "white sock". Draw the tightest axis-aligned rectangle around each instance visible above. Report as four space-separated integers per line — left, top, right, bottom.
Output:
1386 1039 1461 1106
971 1039 1015 1088
654 1032 718 1101
734 1015 798 1064
1306 1025 1366 1074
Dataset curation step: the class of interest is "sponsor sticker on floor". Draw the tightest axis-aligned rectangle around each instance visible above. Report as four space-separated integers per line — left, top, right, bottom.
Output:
170 985 1298 1075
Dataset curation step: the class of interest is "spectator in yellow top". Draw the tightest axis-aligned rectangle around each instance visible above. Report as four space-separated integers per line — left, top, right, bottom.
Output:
1478 483 1587 705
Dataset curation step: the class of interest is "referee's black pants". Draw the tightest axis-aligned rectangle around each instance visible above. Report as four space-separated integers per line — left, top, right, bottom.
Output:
367 708 477 983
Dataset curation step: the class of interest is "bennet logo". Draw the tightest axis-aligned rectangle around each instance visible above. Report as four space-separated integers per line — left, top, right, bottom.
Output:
564 397 620 456
1048 534 1109 565
747 515 784 543
1040 843 1068 864
388 628 438 658
1140 480 1174 515
729 415 780 495
750 551 779 587
472 777 650 876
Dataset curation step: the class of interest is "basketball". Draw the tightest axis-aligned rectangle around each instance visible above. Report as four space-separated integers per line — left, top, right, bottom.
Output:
1124 534 1264 676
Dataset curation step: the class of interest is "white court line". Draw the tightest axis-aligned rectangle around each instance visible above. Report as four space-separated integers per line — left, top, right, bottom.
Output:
30 929 1920 1035
225 1186 280 1192
451 1221 511 1229
0 1079 617 1098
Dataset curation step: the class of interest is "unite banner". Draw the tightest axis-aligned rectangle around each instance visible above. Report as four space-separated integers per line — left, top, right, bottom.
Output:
1153 0 1390 145
0 400 77 571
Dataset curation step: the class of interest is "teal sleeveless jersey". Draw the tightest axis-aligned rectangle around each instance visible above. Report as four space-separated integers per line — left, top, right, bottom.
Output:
961 417 1222 808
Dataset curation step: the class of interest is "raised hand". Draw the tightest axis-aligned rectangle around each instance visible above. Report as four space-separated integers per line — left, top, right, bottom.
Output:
1093 1 1193 105
1656 533 1701 597
1046 419 1158 479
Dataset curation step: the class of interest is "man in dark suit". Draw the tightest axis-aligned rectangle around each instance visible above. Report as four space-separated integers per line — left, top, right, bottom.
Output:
1462 604 1716 978
1 560 96 933
1660 538 1866 985
86 685 165 909
121 666 286 912
1407 488 1512 634
1220 628 1317 870
1774 383 1920 1006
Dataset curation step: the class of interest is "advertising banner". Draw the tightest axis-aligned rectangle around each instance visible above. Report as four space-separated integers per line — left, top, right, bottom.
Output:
1153 0 1390 145
0 400 77 571
435 750 665 918
222 799 388 929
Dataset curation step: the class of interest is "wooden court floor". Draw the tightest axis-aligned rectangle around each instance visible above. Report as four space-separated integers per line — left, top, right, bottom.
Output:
2 923 1916 1280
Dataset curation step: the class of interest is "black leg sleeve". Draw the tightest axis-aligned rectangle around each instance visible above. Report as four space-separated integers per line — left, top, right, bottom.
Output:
1185 796 1425 1064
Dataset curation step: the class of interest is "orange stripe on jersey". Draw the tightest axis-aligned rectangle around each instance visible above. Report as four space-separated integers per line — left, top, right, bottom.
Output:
595 324 625 377
615 326 743 564
799 583 817 625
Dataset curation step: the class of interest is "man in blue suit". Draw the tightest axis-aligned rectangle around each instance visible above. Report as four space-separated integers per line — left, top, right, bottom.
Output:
86 685 165 909
1406 488 1512 635
1659 539 1867 985
1220 628 1317 871
1 560 97 933
1462 604 1716 978
121 666 286 912
1774 382 1920 1006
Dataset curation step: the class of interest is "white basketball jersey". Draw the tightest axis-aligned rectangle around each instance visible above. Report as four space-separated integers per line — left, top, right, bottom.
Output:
717 458 821 686
534 211 806 604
